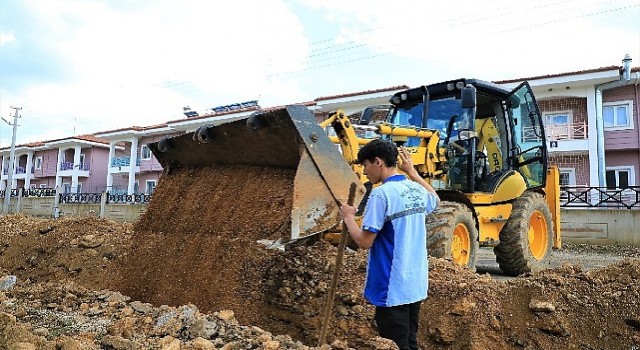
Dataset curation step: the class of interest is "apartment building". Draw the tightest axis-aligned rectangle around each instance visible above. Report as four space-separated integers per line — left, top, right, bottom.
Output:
0 135 112 193
93 89 406 195
1 61 638 196
498 57 639 190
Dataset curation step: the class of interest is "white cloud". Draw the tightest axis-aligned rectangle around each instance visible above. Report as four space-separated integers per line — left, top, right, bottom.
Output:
2 0 311 145
0 33 17 47
295 0 640 80
2 0 639 146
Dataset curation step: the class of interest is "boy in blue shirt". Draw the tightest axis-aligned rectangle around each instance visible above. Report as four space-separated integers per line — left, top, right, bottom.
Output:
340 139 439 350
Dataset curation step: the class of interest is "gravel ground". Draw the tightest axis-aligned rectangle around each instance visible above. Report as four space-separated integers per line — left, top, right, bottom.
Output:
477 242 640 278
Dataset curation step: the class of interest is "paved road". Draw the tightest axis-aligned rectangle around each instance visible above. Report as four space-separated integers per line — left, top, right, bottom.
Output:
475 245 634 280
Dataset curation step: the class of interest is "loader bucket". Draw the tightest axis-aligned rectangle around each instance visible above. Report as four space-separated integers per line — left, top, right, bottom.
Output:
148 105 363 242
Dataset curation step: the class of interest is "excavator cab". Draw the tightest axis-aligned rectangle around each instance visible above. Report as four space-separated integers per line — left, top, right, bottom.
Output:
384 79 559 275
386 79 548 195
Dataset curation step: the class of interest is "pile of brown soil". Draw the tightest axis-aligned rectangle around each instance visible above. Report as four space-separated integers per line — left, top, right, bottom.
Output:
0 163 639 348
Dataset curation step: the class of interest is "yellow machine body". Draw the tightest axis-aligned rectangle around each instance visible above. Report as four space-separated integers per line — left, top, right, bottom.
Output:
148 78 561 276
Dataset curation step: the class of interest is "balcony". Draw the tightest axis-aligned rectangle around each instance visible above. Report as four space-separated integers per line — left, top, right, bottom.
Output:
59 162 91 171
2 166 33 176
111 157 141 167
522 122 588 142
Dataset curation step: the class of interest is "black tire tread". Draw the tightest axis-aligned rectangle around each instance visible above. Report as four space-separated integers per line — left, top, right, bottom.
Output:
426 201 479 269
493 192 554 276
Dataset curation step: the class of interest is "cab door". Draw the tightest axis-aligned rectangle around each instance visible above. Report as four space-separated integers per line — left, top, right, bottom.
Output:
506 82 547 189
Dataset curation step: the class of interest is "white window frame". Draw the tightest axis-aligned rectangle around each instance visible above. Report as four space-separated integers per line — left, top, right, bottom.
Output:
76 183 83 193
544 111 572 126
79 153 85 166
603 100 634 131
605 166 635 189
34 156 43 170
146 180 157 195
63 182 71 194
558 168 576 187
141 144 152 160
543 111 573 140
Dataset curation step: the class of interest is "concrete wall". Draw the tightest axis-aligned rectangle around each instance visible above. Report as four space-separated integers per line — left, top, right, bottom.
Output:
8 197 147 223
560 209 640 247
5 197 640 247
58 203 147 223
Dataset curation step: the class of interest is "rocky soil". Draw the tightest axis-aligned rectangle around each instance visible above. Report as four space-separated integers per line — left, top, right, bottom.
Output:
0 165 639 349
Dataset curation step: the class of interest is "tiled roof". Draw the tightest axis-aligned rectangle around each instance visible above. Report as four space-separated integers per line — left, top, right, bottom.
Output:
0 134 108 151
95 125 147 134
315 85 409 101
494 65 639 84
73 134 110 144
38 134 110 146
166 106 261 124
258 101 317 113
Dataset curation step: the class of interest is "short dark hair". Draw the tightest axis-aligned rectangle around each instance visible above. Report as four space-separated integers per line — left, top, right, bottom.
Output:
357 139 398 167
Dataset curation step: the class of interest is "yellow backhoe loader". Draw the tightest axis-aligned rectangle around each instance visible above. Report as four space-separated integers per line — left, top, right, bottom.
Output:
149 78 561 276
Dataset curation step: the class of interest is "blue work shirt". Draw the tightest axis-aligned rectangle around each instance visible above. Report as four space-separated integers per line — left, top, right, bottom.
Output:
361 174 439 307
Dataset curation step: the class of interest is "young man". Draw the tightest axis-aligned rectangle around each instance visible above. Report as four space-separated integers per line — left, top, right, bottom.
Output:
340 139 439 350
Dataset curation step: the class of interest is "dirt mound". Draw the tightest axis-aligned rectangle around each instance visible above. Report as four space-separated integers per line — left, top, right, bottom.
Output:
135 165 295 239
0 214 132 289
1 160 640 348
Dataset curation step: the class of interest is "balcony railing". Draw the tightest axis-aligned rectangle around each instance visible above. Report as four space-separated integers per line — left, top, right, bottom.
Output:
1 166 35 175
59 162 91 171
522 122 588 142
24 188 56 197
111 157 141 167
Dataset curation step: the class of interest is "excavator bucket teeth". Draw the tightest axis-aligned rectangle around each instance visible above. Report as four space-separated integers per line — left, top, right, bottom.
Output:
149 105 362 241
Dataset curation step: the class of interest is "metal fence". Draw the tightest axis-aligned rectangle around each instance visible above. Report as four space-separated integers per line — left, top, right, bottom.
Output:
3 186 640 208
59 192 151 204
560 186 640 209
0 188 151 204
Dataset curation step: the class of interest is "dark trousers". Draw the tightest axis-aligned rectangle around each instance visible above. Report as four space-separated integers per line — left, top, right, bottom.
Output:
374 300 422 350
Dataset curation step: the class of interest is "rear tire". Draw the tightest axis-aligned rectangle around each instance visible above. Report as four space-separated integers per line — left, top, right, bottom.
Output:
494 192 553 276
426 201 479 270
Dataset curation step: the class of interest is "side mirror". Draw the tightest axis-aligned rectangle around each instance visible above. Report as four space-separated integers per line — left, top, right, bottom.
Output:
359 107 374 125
461 85 477 109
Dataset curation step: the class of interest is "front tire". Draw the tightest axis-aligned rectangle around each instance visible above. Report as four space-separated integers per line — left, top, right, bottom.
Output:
494 192 553 276
426 201 479 269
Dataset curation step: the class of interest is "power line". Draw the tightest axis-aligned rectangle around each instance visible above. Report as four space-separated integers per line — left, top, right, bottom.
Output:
264 1 639 79
265 0 628 70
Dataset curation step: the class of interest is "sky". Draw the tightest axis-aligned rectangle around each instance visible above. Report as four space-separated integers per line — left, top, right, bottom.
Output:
0 0 639 147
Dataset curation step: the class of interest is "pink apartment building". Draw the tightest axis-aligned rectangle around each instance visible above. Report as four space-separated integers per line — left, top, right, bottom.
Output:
2 59 639 197
1 135 111 194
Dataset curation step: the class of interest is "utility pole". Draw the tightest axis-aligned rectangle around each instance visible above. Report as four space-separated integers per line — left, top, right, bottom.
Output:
2 107 21 215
